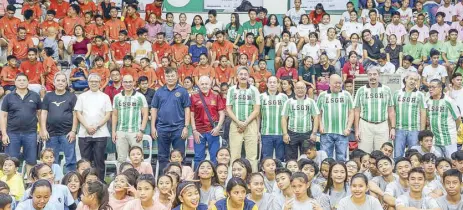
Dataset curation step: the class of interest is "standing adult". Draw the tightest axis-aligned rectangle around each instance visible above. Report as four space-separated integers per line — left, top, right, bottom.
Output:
392 71 427 159
112 75 149 163
426 79 461 157
448 73 463 150
354 67 395 152
151 67 191 173
104 69 123 159
1 73 41 175
190 76 225 170
226 66 260 172
40 72 78 172
317 74 354 161
137 76 155 135
75 73 112 180
259 76 288 162
281 81 319 161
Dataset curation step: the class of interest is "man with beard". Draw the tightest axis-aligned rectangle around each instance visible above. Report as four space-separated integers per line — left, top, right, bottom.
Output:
354 66 395 152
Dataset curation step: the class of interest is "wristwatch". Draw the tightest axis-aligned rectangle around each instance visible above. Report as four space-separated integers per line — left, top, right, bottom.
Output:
139 129 144 134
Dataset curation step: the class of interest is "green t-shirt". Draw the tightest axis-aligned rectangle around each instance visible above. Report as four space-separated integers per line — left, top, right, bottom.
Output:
316 90 354 135
260 92 288 135
225 23 243 43
403 42 423 64
393 89 426 131
443 41 463 63
282 97 320 133
426 96 460 146
241 20 263 39
422 41 444 60
113 92 148 132
191 25 207 37
226 85 260 121
354 84 393 123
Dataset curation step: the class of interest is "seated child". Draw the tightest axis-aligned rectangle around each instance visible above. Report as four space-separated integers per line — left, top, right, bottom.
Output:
0 55 19 94
378 53 396 74
40 148 64 183
129 146 153 176
76 159 91 176
70 57 89 92
169 149 194 181
0 192 13 210
411 130 443 157
0 157 24 201
298 140 328 167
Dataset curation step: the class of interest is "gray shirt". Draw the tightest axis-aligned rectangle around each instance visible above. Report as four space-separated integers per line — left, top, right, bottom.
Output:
371 174 399 191
337 195 383 210
396 192 440 208
384 180 409 197
299 151 328 168
200 185 225 205
264 175 277 193
436 194 463 210
247 193 280 210
42 37 59 60
410 145 443 157
326 186 351 209
310 184 330 210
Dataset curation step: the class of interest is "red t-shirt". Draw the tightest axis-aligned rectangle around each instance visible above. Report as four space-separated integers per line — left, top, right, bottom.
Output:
177 64 195 83
342 62 365 80
276 67 298 80
211 40 234 60
19 60 44 84
0 66 19 86
145 3 162 21
190 90 225 133
239 44 258 63
49 1 69 19
43 57 59 91
152 42 171 63
110 41 131 61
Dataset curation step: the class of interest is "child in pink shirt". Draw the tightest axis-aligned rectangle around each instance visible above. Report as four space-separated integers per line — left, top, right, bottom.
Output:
129 146 154 176
173 13 191 43
123 174 161 210
385 11 407 45
108 173 135 209
170 149 194 180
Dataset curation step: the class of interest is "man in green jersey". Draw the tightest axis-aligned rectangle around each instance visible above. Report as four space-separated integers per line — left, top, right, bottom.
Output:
354 67 395 152
392 71 427 160
282 81 319 161
403 30 425 67
226 66 261 171
442 29 463 75
111 75 149 163
317 74 354 161
422 30 445 65
259 76 288 162
426 79 461 158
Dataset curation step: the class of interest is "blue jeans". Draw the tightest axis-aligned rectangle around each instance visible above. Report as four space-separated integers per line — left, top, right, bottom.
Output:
261 135 285 162
46 135 77 173
320 133 348 161
157 128 184 175
394 130 419 159
6 132 37 165
193 132 220 171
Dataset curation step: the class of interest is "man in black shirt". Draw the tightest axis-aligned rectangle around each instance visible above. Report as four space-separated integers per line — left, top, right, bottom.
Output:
362 29 385 69
40 72 78 172
1 73 41 174
137 76 155 134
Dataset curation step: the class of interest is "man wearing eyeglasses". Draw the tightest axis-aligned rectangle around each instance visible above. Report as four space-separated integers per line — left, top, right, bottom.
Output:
112 75 149 163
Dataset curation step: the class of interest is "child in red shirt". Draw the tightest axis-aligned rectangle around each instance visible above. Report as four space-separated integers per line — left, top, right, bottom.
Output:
1 55 20 93
120 55 140 82
177 55 194 86
90 56 110 90
42 47 60 91
138 57 157 88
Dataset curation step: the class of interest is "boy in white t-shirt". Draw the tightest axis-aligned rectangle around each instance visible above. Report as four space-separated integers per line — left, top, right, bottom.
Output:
205 10 224 42
396 55 418 88
378 53 396 74
286 0 306 25
422 49 448 88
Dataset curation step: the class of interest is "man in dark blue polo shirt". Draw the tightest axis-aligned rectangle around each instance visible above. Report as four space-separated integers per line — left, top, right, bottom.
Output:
151 67 191 173
1 73 41 174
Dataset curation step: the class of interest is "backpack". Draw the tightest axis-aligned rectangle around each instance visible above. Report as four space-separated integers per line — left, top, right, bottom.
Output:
72 69 89 91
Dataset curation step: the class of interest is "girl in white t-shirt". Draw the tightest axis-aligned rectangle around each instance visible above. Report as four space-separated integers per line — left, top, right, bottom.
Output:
283 172 322 210
337 173 383 210
282 16 298 41
398 0 413 28
361 0 379 24
337 1 356 29
264 14 282 60
296 14 316 51
300 32 321 64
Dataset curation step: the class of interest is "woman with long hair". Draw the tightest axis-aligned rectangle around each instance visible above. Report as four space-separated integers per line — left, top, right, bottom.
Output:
337 173 382 209
194 160 225 206
172 181 208 210
212 177 257 210
247 173 279 210
67 25 91 65
226 13 242 47
323 162 350 209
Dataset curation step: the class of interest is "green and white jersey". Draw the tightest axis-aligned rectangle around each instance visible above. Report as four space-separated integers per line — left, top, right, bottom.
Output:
260 92 288 135
426 95 461 146
393 89 427 131
226 85 260 122
282 97 319 133
317 90 354 135
354 84 393 123
241 21 263 39
113 91 148 132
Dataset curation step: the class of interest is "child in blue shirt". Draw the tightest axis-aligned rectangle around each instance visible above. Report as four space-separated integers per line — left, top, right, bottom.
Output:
40 149 64 183
189 34 208 64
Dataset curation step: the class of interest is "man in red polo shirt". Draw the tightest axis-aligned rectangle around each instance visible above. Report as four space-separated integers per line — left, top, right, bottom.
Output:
8 27 35 61
110 30 131 69
19 48 44 94
124 5 145 39
190 75 225 170
211 31 234 68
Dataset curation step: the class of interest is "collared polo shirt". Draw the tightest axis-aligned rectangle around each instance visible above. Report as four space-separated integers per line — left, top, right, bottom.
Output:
138 88 155 108
354 83 393 123
191 90 225 133
226 84 260 122
151 84 191 132
1 90 41 133
113 91 148 133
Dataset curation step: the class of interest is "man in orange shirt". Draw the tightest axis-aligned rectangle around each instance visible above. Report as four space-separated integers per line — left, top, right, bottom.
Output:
84 11 97 39
144 0 163 22
177 54 194 85
49 0 69 19
42 47 59 91
105 7 126 42
252 59 272 93
20 10 39 38
60 5 85 36
139 57 157 88
171 33 188 67
152 32 171 65
78 0 97 15
110 30 130 68
0 5 21 44
21 0 41 21
215 55 234 85
19 48 44 94
8 27 35 61
91 36 110 62
124 5 145 39
40 10 60 37
94 15 106 38
1 55 20 93
211 31 234 68
239 32 258 67
120 55 140 82
90 56 110 90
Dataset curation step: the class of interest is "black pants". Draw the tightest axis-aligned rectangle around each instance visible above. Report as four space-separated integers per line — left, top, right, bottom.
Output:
79 137 107 181
285 131 310 160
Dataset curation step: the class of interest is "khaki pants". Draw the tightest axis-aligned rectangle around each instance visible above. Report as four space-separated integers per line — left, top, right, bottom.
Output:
229 120 259 172
359 119 389 153
116 131 143 163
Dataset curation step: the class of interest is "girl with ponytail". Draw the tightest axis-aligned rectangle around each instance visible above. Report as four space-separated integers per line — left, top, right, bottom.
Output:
77 180 112 210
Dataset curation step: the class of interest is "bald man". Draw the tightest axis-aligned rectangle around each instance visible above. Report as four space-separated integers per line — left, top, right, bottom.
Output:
282 81 319 160
112 75 149 163
316 74 354 161
190 76 225 170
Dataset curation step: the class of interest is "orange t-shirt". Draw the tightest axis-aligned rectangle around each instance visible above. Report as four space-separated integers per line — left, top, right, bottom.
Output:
0 17 21 41
20 20 39 37
152 42 171 62
19 60 43 84
9 38 35 60
40 20 60 35
84 23 97 39
144 3 162 22
120 66 140 82
138 67 157 88
43 57 59 90
215 66 234 83
21 4 42 21
105 19 126 41
171 44 189 63
49 1 69 19
60 16 85 36
79 1 97 15
155 67 166 85
177 64 195 83
239 44 258 63
252 70 272 84
124 16 145 39
91 44 109 62
212 40 234 60
91 67 110 88
0 66 19 86
193 65 215 80
110 41 131 61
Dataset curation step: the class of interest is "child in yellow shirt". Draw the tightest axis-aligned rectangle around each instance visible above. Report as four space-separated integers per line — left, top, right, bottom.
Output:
0 157 24 201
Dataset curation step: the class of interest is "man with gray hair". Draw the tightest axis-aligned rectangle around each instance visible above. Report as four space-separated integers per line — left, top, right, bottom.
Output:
354 66 395 152
392 71 427 159
40 72 78 173
190 76 225 170
75 73 112 180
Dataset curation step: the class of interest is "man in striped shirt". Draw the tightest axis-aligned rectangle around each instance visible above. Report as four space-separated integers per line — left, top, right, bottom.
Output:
226 66 261 171
259 76 288 162
282 81 319 161
354 67 395 152
317 74 354 161
426 79 461 158
392 71 427 159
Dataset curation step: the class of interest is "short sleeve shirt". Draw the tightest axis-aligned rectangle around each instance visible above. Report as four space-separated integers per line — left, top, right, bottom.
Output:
1 90 41 133
74 91 112 138
41 91 77 136
151 85 191 132
354 83 393 123
113 91 148 133
282 97 320 133
226 85 260 122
